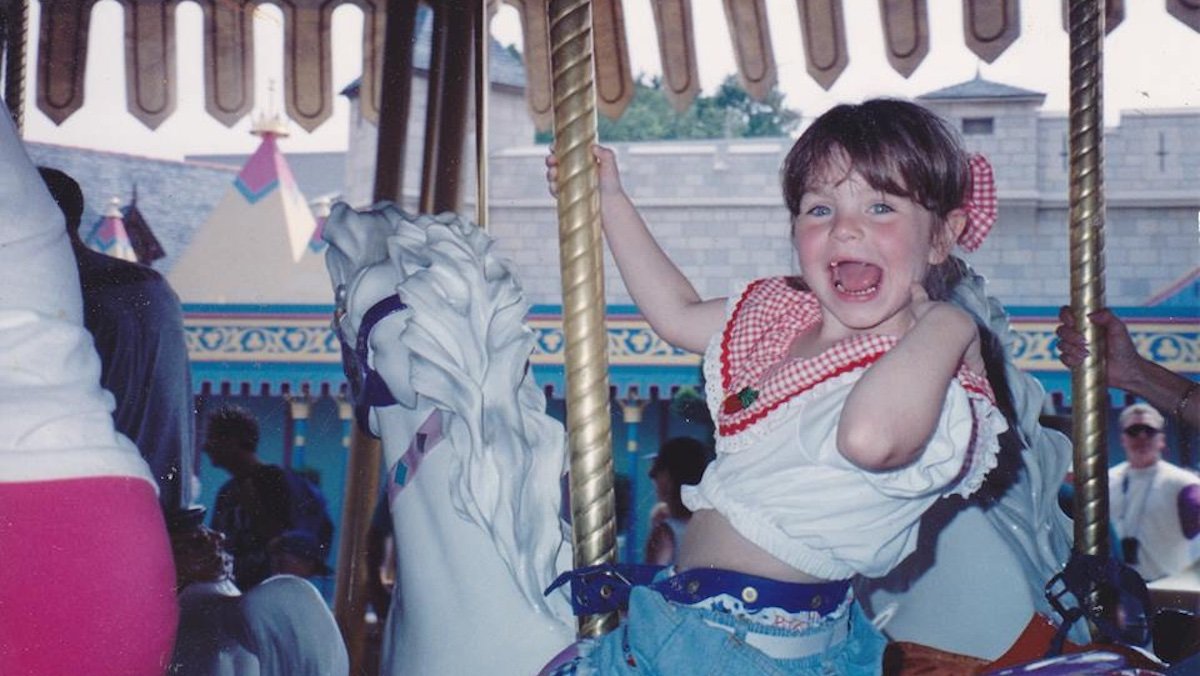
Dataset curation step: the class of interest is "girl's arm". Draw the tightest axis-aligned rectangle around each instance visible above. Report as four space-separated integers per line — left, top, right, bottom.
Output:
838 287 980 471
547 146 725 354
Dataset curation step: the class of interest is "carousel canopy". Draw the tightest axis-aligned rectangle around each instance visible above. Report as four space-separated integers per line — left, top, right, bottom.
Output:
23 0 1199 133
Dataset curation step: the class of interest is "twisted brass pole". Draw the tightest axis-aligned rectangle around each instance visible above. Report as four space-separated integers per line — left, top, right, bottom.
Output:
1067 0 1110 632
3 0 28 135
548 0 618 639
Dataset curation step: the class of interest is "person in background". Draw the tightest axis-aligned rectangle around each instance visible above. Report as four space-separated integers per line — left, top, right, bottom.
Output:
166 506 258 675
204 404 334 591
1057 307 1199 429
644 437 713 566
240 575 349 676
38 166 195 511
1109 403 1200 581
267 529 333 580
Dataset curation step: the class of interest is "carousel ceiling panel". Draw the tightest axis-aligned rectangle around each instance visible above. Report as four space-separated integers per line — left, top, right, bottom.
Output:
592 0 634 121
118 0 177 130
879 0 929 78
36 0 99 125
200 0 255 127
650 0 700 112
796 0 849 91
723 0 777 101
962 0 1020 64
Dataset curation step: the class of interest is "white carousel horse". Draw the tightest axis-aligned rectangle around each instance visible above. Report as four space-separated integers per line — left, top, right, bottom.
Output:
323 205 575 675
857 259 1088 658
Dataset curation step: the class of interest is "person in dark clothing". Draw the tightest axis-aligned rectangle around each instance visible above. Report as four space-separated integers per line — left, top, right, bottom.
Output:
38 166 194 511
204 404 333 591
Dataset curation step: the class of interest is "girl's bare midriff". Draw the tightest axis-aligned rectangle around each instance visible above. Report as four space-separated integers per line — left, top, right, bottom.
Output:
675 508 830 583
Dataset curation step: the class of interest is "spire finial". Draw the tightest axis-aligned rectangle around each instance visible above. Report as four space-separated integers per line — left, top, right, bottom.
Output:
252 79 290 138
104 197 123 218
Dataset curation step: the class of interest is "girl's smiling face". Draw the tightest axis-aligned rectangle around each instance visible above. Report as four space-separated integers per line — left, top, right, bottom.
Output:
793 156 960 341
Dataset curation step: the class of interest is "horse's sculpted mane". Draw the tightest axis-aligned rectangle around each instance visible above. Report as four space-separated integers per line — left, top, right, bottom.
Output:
325 204 572 616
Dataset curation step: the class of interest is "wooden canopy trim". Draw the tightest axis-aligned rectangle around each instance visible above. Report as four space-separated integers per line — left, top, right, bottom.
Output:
650 0 700 113
591 0 633 121
1167 0 1200 32
200 0 254 127
119 0 176 130
278 0 336 132
507 0 554 131
797 0 849 91
723 0 777 101
879 0 929 78
36 0 97 125
349 0 386 125
962 0 1021 64
25 0 1200 133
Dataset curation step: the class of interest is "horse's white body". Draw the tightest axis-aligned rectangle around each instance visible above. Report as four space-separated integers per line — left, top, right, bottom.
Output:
324 206 575 675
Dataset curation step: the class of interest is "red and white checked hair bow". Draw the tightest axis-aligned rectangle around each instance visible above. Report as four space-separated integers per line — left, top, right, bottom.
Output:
959 154 997 252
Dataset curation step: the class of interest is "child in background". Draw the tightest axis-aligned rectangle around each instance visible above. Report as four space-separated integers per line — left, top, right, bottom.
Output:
644 437 713 566
542 99 1006 674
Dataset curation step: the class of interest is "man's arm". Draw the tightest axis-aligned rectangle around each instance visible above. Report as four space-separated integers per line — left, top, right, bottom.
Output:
1179 484 1200 540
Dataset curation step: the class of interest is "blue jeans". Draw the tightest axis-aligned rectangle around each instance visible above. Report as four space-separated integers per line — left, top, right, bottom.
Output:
546 585 886 675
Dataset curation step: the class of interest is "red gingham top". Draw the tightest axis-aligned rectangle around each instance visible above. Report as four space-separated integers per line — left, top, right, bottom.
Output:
713 277 996 440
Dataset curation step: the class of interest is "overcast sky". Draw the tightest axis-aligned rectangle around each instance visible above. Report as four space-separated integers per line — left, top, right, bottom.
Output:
22 0 1200 160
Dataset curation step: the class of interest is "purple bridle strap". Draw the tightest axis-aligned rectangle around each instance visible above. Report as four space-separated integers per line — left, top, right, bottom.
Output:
344 294 408 436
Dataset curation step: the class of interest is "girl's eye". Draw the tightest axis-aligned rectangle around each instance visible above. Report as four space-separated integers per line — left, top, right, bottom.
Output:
806 205 831 217
868 203 895 215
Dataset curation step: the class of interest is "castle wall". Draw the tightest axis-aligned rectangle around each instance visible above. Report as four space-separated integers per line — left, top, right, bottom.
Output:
481 109 1199 308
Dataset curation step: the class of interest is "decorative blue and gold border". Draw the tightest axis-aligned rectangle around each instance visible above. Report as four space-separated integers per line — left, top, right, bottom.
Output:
183 304 1197 397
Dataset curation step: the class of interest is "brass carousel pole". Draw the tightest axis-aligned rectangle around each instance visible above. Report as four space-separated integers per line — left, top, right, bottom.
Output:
1066 0 1111 630
2 0 28 134
548 0 618 638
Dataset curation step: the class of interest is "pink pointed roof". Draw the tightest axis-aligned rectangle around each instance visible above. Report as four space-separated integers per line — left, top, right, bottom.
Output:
168 116 330 304
84 197 138 262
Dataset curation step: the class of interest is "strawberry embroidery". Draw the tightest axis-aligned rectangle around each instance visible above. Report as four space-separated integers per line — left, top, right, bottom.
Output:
722 387 760 414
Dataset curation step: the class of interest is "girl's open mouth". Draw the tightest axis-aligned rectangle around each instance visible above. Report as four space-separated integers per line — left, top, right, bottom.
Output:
831 260 882 297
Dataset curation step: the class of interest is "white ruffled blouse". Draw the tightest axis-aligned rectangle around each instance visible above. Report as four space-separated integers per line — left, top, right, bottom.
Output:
682 277 1006 580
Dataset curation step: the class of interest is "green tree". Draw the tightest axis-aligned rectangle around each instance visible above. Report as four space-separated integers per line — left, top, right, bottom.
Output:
535 75 799 143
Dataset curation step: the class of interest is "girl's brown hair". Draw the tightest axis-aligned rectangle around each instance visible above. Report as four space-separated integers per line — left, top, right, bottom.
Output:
782 99 972 299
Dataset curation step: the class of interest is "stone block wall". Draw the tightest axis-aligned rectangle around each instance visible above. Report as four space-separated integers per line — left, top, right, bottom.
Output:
348 96 1199 310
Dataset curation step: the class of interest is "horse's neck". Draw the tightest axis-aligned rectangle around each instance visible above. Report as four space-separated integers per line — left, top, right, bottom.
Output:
384 415 573 673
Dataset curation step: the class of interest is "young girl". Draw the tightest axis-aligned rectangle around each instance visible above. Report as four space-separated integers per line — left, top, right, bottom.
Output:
543 99 1006 674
